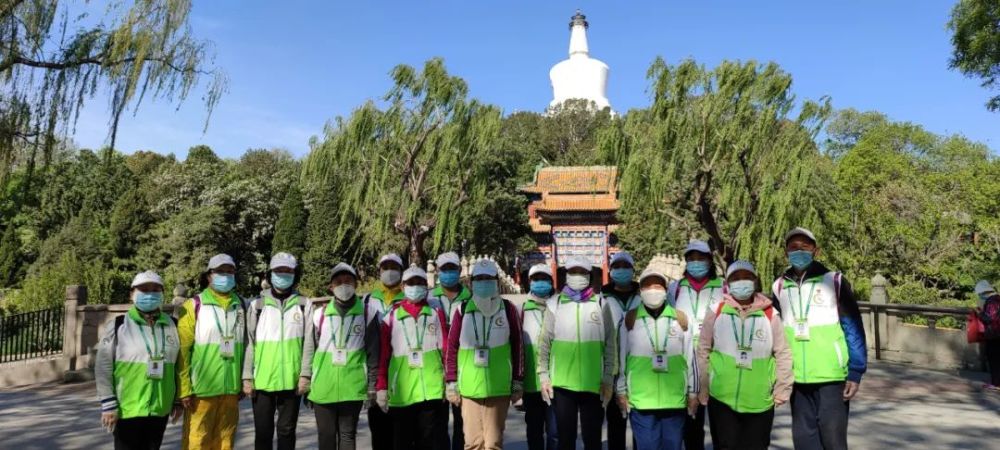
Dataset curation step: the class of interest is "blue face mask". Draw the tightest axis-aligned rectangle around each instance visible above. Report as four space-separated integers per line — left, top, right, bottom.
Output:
530 280 553 297
271 272 295 291
438 270 460 288
729 280 756 300
686 260 710 279
788 250 814 271
472 280 498 299
404 285 427 301
610 268 634 286
134 292 163 312
212 273 236 293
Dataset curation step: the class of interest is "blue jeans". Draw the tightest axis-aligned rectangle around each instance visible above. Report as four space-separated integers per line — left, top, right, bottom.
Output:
629 408 685 450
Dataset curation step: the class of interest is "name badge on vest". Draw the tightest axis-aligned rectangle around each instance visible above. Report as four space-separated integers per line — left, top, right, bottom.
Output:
737 351 752 370
408 350 424 368
332 349 348 366
474 347 490 367
147 356 165 380
794 320 810 341
220 337 235 358
652 352 668 372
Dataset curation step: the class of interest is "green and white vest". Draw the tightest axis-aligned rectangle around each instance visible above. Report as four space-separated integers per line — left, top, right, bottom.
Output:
549 293 606 394
519 295 557 394
456 298 513 398
111 308 180 418
621 306 688 410
773 272 849 384
670 277 724 342
308 298 376 404
191 290 245 397
385 303 446 407
428 285 471 327
251 294 305 392
708 304 776 413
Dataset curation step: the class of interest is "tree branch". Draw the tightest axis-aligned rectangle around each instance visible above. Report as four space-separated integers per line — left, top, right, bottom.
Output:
7 54 213 76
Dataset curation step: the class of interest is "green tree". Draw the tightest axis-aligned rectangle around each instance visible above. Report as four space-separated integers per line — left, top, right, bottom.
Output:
949 0 1000 111
272 182 308 258
0 224 21 287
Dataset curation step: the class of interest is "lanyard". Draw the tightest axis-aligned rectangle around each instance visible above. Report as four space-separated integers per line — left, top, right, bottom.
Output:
640 316 672 353
137 321 166 358
326 313 358 350
471 308 498 347
401 315 428 351
211 304 237 338
791 281 818 322
685 285 717 322
730 313 757 350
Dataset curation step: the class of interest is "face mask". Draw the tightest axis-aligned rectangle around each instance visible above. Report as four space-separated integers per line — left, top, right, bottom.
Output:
271 272 295 291
640 289 666 309
610 268 634 286
212 273 235 293
438 270 460 288
566 274 590 291
686 261 710 279
472 280 498 299
530 280 553 297
381 270 401 286
134 292 163 312
788 250 814 271
333 284 356 301
404 285 427 301
729 280 756 300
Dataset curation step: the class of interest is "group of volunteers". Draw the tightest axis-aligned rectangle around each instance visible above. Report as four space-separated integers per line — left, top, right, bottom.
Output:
95 226 868 450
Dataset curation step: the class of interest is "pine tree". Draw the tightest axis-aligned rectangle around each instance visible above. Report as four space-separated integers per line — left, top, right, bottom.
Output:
272 182 308 258
0 224 21 288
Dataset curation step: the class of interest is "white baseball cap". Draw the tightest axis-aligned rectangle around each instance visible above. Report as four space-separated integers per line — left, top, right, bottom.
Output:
207 254 236 270
684 239 711 256
638 267 668 285
471 259 499 278
378 253 404 268
131 271 164 288
725 260 757 280
269 252 297 270
329 262 358 280
784 227 817 245
975 280 995 296
402 265 427 283
564 257 592 271
528 263 553 278
436 252 461 268
610 251 635 267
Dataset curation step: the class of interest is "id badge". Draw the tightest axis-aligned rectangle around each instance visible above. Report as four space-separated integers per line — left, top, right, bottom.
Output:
794 321 811 341
220 337 235 358
147 356 165 380
737 351 752 370
651 352 668 372
332 349 348 366
408 350 424 368
474 347 490 367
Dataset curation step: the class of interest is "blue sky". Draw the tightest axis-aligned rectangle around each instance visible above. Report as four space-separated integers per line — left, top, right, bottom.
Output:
72 1 999 158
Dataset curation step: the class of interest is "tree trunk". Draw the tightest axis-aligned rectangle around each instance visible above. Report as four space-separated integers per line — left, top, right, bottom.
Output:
406 227 428 267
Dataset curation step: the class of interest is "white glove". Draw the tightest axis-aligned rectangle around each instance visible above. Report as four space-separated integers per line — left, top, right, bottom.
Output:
446 382 461 407
376 390 389 413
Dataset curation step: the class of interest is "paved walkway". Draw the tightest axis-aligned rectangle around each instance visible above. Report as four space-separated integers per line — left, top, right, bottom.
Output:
1 361 998 449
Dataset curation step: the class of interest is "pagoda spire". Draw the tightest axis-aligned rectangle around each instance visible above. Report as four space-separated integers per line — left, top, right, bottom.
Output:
568 10 589 57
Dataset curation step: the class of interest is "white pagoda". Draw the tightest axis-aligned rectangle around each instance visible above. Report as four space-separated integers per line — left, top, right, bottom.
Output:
548 10 613 113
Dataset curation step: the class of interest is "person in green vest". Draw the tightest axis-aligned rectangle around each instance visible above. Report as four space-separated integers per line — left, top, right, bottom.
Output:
366 253 406 450
601 251 641 450
300 262 381 450
445 259 524 450
668 239 725 450
96 271 182 450
615 265 696 450
697 260 792 450
375 265 450 450
771 227 866 450
537 257 616 450
518 263 559 450
242 252 307 450
177 254 245 450
428 251 471 450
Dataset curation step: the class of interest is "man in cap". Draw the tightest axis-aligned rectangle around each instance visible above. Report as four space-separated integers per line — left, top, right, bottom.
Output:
428 251 472 450
519 263 560 450
365 253 406 450
177 254 245 450
243 253 307 450
772 228 866 450
601 251 641 450
974 280 1000 390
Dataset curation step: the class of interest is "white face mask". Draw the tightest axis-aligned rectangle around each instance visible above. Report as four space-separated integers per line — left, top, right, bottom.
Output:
380 269 401 286
333 284 355 301
566 274 590 291
640 289 667 308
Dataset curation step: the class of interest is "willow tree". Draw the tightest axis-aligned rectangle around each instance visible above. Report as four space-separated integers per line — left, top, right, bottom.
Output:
619 58 832 283
0 0 227 185
301 58 502 265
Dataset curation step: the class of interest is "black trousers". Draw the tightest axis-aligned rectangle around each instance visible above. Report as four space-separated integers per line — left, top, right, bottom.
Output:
605 395 627 450
707 397 774 450
553 388 603 450
252 390 301 450
683 404 706 450
391 400 447 450
986 339 1000 385
368 404 394 450
791 382 849 450
314 401 363 450
523 392 558 450
449 403 464 450
113 415 168 450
